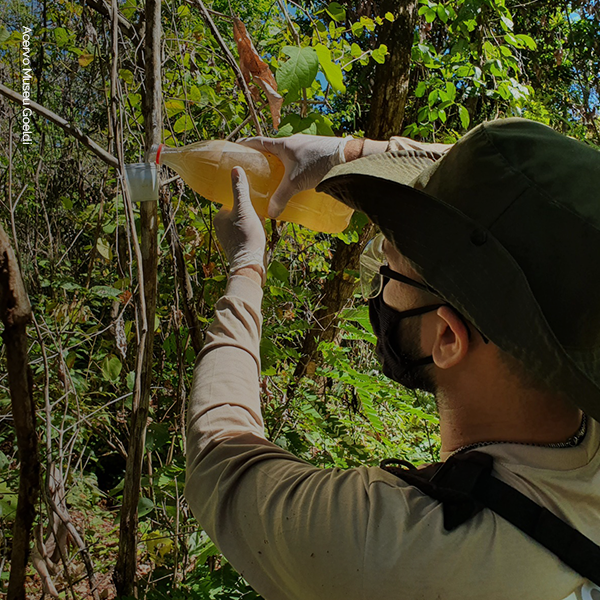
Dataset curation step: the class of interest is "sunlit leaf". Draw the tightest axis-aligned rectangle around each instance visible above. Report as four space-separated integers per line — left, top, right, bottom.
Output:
458 104 470 129
119 68 134 85
54 27 69 48
315 44 345 92
174 114 194 133
276 46 319 95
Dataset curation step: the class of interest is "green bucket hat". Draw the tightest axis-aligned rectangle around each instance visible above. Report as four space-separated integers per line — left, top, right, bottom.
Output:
317 118 600 422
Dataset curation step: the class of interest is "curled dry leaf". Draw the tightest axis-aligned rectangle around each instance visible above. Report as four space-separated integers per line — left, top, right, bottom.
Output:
233 17 283 129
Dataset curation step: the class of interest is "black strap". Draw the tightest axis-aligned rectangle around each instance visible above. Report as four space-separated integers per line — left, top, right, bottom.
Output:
381 451 600 585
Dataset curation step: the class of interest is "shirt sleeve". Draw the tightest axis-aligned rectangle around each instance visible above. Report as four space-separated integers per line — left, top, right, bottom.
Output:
186 273 266 460
387 136 452 159
184 273 372 600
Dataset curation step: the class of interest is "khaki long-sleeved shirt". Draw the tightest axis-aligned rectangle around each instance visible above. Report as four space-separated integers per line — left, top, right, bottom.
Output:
185 272 600 600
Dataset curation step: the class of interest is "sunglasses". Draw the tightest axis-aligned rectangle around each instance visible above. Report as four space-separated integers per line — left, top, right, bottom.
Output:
359 233 439 300
360 234 490 344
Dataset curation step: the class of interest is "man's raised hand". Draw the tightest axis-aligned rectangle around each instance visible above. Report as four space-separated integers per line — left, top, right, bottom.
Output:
236 134 350 218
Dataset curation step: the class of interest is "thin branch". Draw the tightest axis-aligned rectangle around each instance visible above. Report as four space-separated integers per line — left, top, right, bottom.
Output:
188 0 264 135
0 83 119 169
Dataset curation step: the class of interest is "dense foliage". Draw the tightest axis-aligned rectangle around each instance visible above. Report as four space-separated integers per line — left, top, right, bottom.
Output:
0 0 598 596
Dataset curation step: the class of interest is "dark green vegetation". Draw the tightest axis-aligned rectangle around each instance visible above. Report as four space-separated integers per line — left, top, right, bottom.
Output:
0 0 598 597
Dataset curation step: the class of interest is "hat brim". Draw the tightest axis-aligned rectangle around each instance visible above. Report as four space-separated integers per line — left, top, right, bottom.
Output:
318 157 600 422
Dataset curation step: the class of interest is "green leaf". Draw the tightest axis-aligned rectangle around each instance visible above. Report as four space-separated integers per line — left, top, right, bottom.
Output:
516 34 537 50
458 104 470 129
325 2 345 22
415 81 427 98
101 355 122 383
96 238 111 260
121 0 137 19
90 285 122 299
360 16 376 31
437 5 449 23
276 46 319 95
165 99 185 117
126 371 136 392
177 4 190 16
119 68 134 85
0 451 8 471
198 541 220 565
0 28 11 43
54 27 69 48
351 22 364 36
174 114 194 133
424 7 437 22
315 44 346 93
268 260 290 284
358 390 384 433
371 43 388 65
350 43 363 58
428 89 439 105
138 496 154 518
385 11 395 22
445 80 456 102
500 14 513 31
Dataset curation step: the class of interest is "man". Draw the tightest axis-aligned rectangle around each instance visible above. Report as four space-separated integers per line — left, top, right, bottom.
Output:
185 118 600 599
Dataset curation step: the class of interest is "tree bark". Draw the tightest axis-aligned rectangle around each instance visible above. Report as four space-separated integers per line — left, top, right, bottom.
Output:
292 0 418 381
113 0 161 594
366 0 419 139
0 223 39 600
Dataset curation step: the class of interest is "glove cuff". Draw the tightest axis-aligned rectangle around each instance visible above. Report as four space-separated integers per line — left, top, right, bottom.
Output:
230 253 267 285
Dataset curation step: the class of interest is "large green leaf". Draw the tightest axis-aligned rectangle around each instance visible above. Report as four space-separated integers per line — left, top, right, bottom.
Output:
276 46 319 95
101 355 122 383
315 44 345 93
325 2 345 22
54 27 69 48
174 114 194 133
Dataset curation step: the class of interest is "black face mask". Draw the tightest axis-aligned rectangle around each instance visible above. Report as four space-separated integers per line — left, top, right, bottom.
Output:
368 283 443 392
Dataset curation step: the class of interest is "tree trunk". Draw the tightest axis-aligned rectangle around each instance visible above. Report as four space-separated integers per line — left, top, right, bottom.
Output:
113 0 161 594
0 223 39 600
366 0 419 139
292 0 418 381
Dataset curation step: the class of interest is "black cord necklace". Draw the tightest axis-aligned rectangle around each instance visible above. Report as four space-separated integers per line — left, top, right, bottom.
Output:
448 413 588 459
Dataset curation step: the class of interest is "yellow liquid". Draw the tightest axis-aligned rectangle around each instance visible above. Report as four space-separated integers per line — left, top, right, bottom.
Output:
155 140 354 233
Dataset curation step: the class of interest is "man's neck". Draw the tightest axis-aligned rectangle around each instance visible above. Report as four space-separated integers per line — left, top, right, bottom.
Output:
437 384 584 457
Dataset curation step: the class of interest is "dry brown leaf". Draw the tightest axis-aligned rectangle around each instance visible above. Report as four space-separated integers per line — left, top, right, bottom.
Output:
233 17 283 130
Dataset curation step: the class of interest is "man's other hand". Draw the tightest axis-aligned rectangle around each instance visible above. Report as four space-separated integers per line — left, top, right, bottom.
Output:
236 134 350 218
214 167 267 284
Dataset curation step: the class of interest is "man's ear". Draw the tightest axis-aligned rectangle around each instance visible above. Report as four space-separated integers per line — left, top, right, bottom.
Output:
430 306 470 369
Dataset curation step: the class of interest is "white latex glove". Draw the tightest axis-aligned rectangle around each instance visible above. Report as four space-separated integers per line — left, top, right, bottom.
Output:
213 167 267 283
237 134 351 218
